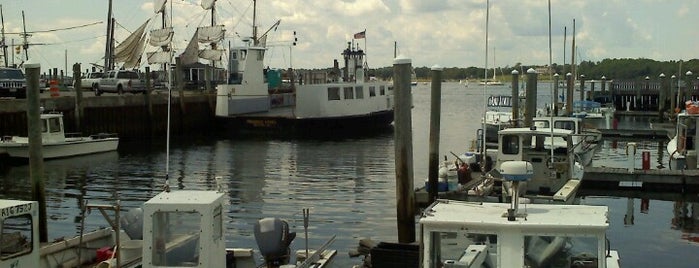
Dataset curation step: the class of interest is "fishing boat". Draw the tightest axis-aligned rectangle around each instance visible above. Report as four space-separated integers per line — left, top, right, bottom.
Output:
482 95 519 146
419 160 621 268
667 109 699 170
215 40 394 136
0 112 118 159
533 116 601 167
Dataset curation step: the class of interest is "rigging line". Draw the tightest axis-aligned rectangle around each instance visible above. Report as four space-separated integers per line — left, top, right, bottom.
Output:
4 21 103 35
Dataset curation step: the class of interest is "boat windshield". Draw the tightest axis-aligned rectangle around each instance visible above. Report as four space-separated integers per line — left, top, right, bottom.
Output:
151 211 202 266
0 214 33 259
426 231 604 268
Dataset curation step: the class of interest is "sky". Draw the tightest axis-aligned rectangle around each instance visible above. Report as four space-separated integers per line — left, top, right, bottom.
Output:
0 0 697 73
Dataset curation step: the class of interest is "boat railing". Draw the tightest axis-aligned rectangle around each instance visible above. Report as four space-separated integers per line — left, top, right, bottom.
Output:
88 133 119 139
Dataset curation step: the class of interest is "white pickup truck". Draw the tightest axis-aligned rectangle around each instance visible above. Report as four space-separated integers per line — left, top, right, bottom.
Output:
95 70 146 96
81 71 103 90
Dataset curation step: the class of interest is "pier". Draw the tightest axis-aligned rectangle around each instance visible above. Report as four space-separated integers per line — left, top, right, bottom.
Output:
0 91 216 139
582 167 699 192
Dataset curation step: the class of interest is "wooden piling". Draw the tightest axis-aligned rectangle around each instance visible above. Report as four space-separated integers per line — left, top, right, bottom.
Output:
524 68 537 127
393 56 415 243
427 65 443 204
72 63 84 131
659 73 666 121
671 75 677 113
25 62 48 242
511 70 520 126
579 75 586 101
145 66 154 136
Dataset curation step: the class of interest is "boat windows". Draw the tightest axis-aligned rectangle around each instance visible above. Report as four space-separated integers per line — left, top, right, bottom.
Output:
257 50 264 61
48 118 61 133
213 205 222 240
369 86 376 97
0 214 33 259
524 235 600 268
380 86 385 95
502 135 520 155
344 87 354 99
426 231 497 268
355 86 364 99
327 87 340 100
151 211 202 266
554 121 575 131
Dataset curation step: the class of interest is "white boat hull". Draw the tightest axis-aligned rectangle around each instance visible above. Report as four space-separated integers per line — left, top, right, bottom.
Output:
0 138 119 159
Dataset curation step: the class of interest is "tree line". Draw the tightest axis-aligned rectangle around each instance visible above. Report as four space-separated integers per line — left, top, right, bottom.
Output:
365 58 699 82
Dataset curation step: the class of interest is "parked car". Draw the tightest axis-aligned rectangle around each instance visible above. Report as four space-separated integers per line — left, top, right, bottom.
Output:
95 70 146 96
0 67 27 98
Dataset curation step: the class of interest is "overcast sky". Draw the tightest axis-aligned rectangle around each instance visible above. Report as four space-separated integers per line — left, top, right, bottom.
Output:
1 0 697 72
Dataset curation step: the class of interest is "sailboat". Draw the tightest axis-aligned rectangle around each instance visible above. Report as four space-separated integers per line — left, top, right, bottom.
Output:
479 48 504 86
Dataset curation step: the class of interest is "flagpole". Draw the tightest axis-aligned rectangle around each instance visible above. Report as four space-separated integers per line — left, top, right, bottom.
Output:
363 29 367 69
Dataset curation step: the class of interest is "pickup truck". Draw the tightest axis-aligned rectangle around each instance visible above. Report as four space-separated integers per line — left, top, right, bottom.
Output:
81 71 103 90
95 70 146 96
0 67 27 98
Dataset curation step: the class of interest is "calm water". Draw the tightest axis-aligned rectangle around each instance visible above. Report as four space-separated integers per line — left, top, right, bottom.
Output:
1 82 698 267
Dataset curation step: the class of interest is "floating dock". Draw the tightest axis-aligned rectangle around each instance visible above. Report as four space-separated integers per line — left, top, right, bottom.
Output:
582 166 699 192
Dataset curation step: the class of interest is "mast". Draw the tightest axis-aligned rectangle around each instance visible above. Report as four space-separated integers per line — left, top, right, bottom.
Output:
21 11 29 62
252 0 258 45
104 0 113 71
1 5 7 67
571 19 576 86
481 0 490 169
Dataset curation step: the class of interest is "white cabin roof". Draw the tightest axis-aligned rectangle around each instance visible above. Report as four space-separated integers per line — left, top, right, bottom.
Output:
420 200 609 232
144 190 225 206
0 199 36 219
498 127 572 137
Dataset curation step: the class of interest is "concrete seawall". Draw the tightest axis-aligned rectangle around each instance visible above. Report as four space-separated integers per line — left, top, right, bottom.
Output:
0 92 217 140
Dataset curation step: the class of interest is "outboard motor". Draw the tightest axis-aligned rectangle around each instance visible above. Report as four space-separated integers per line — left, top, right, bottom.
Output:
120 207 144 240
254 217 296 267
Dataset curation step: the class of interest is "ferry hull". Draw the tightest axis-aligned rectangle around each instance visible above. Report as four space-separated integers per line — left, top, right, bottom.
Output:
217 110 394 137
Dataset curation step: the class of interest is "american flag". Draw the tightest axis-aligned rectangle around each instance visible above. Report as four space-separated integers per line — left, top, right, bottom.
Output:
353 30 366 39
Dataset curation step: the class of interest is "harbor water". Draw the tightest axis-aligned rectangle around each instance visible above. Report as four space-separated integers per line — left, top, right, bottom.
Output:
1 82 698 267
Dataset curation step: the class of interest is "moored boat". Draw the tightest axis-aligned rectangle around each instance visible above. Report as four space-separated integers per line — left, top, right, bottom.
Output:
0 112 118 159
215 40 394 137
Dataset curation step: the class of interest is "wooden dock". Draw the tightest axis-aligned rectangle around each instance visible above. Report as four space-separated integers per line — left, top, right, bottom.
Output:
582 166 699 192
598 128 671 140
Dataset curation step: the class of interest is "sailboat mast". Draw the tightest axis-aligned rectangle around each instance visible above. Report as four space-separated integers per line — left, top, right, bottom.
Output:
21 11 28 62
104 0 113 71
1 5 7 67
252 0 258 45
571 19 576 86
481 0 490 167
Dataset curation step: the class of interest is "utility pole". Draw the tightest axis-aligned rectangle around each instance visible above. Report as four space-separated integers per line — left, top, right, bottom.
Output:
21 11 29 62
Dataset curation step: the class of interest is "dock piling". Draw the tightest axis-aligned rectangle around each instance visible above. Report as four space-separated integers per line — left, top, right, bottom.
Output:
524 68 537 127
511 70 520 125
427 65 443 204
73 63 84 131
25 62 48 242
393 55 415 243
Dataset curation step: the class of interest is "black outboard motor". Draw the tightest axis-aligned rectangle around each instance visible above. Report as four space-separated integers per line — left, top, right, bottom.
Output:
254 217 296 267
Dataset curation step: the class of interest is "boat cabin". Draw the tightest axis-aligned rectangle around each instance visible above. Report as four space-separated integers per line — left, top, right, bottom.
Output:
419 200 620 268
496 127 580 195
142 190 226 267
668 112 699 169
0 200 39 268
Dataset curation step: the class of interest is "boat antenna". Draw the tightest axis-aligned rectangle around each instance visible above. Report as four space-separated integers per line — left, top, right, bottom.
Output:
480 0 490 171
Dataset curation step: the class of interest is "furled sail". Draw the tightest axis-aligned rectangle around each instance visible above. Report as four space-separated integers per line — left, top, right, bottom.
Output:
154 0 167 13
201 0 216 10
197 25 225 43
149 27 174 47
147 51 172 64
198 49 223 61
197 25 225 61
113 19 150 69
